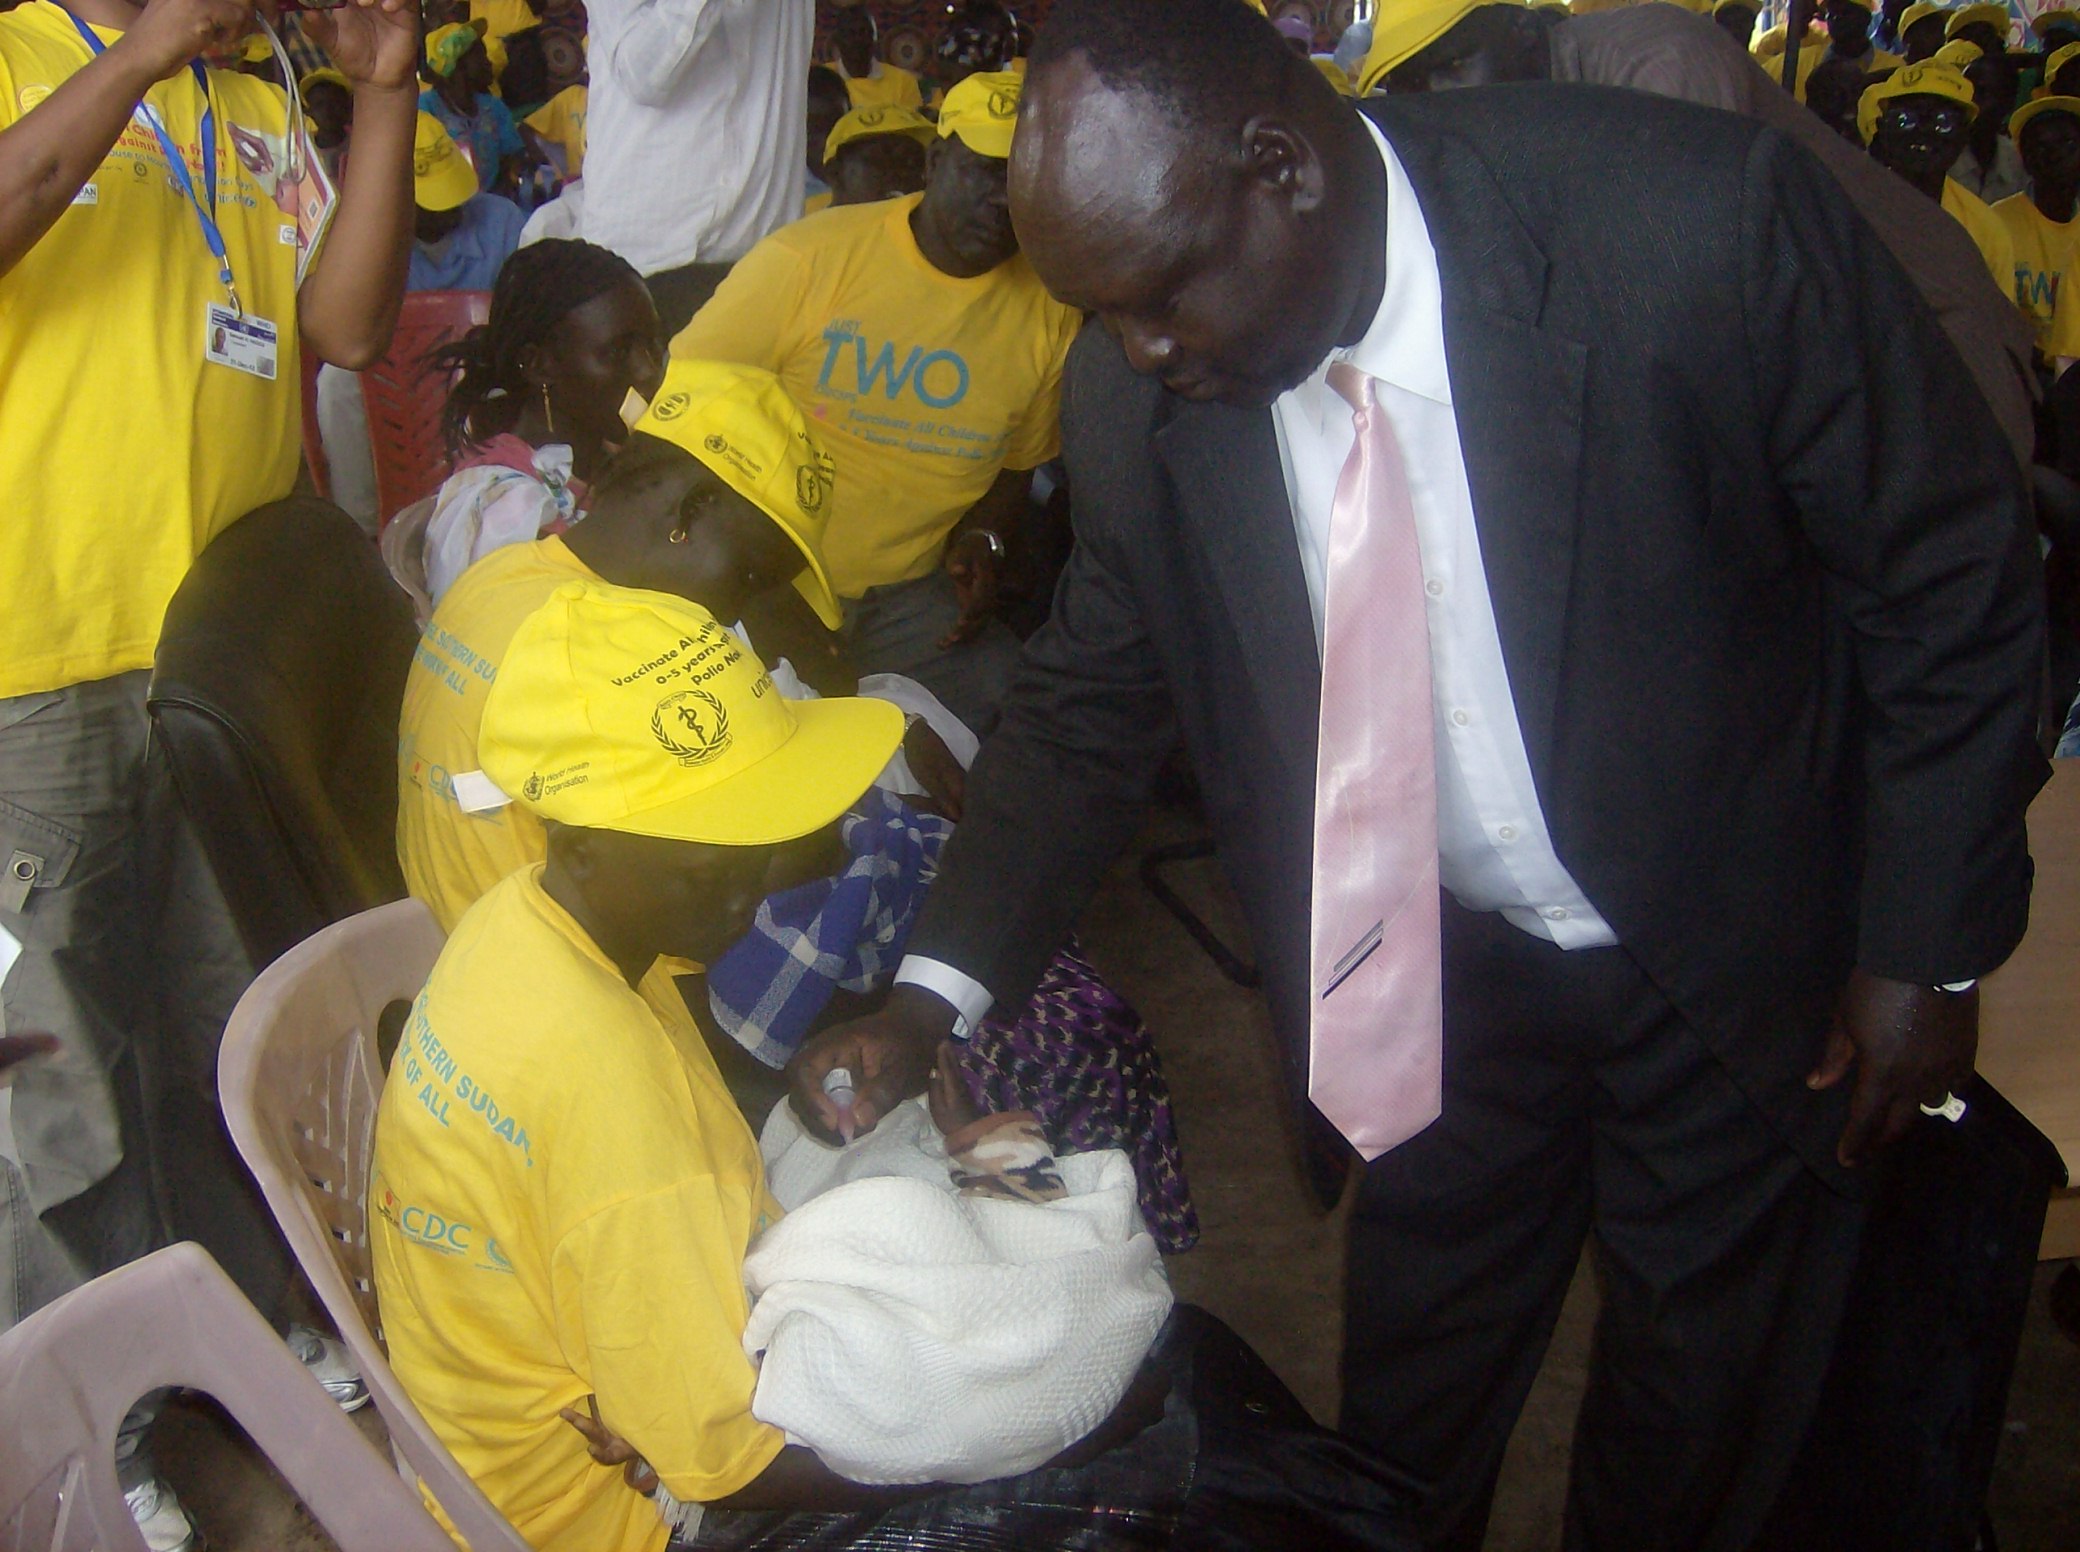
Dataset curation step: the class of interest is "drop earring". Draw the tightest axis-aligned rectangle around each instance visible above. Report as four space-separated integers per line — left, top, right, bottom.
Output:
540 383 557 438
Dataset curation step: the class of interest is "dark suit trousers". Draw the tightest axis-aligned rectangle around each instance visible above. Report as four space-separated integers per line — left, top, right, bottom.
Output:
1340 900 1866 1552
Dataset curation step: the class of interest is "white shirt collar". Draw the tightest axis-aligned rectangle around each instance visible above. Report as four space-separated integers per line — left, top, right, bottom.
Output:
1331 116 1453 408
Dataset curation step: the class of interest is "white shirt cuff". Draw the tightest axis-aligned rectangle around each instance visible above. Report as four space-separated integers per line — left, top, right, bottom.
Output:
894 956 995 1039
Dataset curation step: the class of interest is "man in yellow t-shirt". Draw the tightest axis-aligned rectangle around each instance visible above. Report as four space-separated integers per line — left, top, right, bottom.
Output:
373 582 907 1552
397 359 846 932
675 71 1080 733
1858 63 2018 297
0 0 420 1540
526 79 586 179
1994 96 2080 360
827 5 923 110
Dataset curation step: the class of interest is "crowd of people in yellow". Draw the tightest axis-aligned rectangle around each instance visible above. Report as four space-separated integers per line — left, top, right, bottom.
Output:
0 0 2071 1548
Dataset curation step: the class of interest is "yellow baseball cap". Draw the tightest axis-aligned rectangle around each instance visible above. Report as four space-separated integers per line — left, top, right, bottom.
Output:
426 19 487 78
2011 93 2080 137
1933 38 1984 65
1357 0 1485 93
1897 1 1946 30
632 359 844 630
1857 60 1976 143
937 70 1022 159
2047 39 2080 79
300 67 352 94
2035 7 2080 36
1945 3 2009 40
478 582 904 846
825 104 935 164
412 113 477 212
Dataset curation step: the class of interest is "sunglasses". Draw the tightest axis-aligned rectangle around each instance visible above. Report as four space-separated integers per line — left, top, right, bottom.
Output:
1880 102 1970 135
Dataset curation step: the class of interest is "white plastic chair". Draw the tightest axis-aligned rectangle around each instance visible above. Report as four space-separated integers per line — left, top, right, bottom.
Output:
0 1241 453 1552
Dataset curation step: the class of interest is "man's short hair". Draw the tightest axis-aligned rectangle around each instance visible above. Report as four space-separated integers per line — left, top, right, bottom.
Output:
1029 0 1299 127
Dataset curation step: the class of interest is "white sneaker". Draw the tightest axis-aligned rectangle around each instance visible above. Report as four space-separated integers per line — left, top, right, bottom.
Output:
124 1478 201 1552
285 1322 370 1412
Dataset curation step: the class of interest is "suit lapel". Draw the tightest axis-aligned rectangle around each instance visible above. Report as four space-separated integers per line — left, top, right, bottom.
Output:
1153 401 1322 766
1370 103 1589 782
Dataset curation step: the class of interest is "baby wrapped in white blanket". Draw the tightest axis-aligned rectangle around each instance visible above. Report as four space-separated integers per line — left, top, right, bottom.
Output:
743 1089 1174 1485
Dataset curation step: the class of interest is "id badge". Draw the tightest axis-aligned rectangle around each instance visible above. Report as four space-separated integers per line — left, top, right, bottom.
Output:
203 304 279 380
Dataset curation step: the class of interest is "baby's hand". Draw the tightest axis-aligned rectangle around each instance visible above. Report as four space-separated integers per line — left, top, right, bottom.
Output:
925 1042 981 1135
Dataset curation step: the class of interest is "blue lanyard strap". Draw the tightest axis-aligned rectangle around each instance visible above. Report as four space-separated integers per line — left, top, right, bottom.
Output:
64 9 237 312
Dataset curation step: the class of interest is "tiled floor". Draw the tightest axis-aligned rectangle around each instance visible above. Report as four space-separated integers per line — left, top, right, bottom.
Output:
154 808 2079 1549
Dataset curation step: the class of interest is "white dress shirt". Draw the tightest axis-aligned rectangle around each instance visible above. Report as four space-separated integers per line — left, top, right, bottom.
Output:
582 0 811 276
897 120 1614 1035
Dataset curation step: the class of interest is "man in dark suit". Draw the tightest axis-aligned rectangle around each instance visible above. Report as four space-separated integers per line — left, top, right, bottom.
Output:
786 0 2049 1545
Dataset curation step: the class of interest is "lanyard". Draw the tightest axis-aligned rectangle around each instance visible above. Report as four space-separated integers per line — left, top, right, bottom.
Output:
64 10 238 313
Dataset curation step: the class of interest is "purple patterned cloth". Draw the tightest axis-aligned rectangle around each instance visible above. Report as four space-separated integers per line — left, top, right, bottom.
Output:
956 939 1199 1254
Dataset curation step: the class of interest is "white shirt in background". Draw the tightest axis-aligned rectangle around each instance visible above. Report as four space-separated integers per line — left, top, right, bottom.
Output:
582 0 812 276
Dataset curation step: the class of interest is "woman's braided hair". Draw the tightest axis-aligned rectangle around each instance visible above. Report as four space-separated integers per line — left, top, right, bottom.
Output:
430 238 647 456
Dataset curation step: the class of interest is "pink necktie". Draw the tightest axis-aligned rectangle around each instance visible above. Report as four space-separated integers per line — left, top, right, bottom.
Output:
1306 362 1444 1161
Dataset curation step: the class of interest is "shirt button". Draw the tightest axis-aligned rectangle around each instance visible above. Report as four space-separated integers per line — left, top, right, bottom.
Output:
1545 907 1570 921
1425 579 1445 597
1497 825 1517 842
1450 709 1470 727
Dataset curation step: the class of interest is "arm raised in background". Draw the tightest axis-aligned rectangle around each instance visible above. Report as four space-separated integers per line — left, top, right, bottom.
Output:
292 0 420 369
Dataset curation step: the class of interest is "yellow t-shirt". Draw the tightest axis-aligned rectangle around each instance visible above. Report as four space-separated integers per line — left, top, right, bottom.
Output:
396 536 599 932
673 194 1080 598
372 868 786 1552
471 0 539 46
1942 177 2017 298
843 62 924 110
1992 191 2080 356
525 83 586 178
0 1 300 698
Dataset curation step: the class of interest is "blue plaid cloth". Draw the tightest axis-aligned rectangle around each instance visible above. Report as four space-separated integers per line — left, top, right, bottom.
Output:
707 790 952 1067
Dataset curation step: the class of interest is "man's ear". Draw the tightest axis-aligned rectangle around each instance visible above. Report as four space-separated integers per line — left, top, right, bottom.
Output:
1240 115 1326 214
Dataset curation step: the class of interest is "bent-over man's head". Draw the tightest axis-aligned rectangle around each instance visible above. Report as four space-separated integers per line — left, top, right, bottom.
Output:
1010 0 1384 405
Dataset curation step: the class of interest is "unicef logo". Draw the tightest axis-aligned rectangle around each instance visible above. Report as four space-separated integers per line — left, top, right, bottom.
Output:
651 391 691 422
652 688 732 766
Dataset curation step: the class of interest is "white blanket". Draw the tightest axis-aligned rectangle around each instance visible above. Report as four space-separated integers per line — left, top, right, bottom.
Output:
743 1099 1173 1484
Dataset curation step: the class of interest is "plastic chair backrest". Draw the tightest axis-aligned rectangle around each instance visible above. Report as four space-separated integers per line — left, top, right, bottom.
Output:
0 1242 453 1552
363 289 490 530
216 898 530 1552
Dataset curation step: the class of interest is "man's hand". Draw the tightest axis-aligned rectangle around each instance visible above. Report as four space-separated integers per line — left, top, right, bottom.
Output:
559 1396 660 1494
298 0 422 94
785 987 953 1142
903 719 966 821
1807 968 1978 1167
109 0 256 84
939 529 1002 647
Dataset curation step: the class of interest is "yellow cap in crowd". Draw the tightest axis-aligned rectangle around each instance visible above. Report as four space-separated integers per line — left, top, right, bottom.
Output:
300 66 352 94
1945 3 2009 41
631 359 844 630
425 19 488 79
1856 60 1976 143
2046 39 2080 80
2034 8 2080 37
479 583 904 847
937 70 1023 158
1896 1 1946 32
2011 93 2080 138
1357 0 1484 93
1712 0 1760 16
1933 38 1985 66
825 104 936 165
413 113 477 212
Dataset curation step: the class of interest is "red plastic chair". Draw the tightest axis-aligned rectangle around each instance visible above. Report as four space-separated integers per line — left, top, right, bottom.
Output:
362 290 491 531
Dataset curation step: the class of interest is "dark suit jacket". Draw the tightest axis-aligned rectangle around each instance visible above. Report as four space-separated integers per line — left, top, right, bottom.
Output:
909 85 2047 1182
